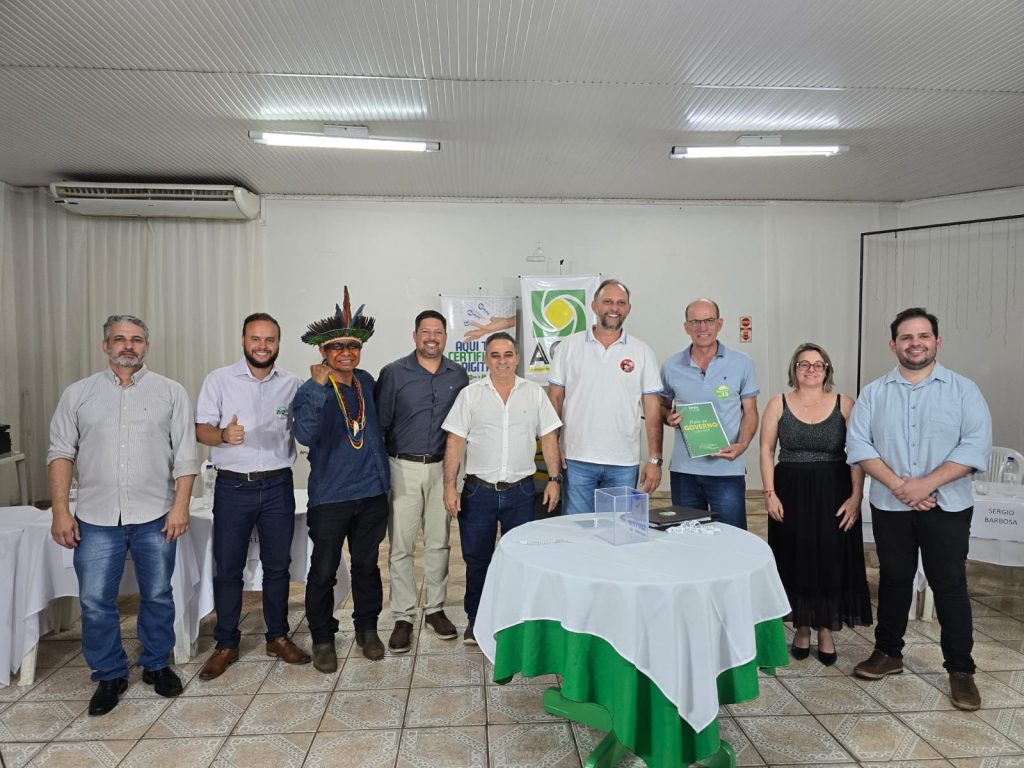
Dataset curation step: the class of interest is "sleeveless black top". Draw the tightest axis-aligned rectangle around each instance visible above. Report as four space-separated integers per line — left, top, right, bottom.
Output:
777 394 846 463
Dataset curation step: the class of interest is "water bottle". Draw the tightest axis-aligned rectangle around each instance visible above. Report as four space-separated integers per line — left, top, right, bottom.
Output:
1000 456 1020 497
202 461 217 508
68 478 79 504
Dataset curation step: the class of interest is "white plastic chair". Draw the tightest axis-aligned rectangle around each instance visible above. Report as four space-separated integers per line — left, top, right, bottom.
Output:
984 447 1024 483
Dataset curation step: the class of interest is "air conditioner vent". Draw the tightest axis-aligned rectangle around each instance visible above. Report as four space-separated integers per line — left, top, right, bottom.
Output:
49 181 260 219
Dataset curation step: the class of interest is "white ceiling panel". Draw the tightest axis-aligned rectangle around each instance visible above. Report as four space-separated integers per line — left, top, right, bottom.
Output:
1 0 1022 201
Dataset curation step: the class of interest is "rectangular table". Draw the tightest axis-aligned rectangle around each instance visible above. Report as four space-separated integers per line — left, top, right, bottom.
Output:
3 491 351 687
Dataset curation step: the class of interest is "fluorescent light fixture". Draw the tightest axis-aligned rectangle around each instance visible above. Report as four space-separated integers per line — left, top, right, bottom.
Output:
248 125 439 152
672 134 847 159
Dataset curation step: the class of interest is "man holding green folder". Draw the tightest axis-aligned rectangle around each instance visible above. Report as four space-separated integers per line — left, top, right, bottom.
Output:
660 299 759 529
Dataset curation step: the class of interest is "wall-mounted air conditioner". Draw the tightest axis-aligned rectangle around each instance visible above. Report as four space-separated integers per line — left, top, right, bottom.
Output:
49 181 261 220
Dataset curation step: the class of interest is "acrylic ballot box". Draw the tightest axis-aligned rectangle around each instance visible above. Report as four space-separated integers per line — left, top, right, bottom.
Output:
594 486 649 545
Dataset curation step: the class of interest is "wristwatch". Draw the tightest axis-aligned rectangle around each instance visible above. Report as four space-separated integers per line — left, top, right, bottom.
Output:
649 457 663 467
548 475 563 484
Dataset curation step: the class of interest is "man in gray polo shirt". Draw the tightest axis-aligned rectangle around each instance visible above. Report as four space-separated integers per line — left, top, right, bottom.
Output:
48 314 197 716
376 310 469 653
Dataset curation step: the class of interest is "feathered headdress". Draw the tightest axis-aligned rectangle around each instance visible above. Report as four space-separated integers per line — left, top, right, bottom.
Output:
301 286 376 345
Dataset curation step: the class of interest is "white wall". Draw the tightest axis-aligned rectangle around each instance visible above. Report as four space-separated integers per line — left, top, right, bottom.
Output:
262 197 896 491
897 186 1024 229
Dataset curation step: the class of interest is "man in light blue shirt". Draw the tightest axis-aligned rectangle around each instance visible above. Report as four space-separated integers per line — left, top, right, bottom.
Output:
847 307 991 711
660 299 759 529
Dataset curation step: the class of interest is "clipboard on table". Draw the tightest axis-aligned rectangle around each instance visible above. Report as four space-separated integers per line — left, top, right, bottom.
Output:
649 505 717 529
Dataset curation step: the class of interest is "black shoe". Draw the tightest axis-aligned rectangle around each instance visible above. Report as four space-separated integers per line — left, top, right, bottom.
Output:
88 677 128 716
142 666 183 697
791 642 810 660
817 649 838 666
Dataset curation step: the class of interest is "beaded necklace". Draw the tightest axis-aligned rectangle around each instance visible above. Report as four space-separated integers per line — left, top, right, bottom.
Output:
329 375 365 450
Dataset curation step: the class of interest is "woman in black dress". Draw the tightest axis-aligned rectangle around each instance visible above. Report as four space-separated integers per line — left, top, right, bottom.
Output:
759 342 872 665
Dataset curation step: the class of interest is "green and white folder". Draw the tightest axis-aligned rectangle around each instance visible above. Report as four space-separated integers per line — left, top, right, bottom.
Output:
676 401 730 458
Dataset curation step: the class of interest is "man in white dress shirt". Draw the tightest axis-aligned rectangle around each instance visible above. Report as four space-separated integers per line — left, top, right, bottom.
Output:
442 333 562 645
194 313 310 680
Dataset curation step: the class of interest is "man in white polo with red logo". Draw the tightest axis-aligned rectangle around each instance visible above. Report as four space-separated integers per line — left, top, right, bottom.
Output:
548 278 664 514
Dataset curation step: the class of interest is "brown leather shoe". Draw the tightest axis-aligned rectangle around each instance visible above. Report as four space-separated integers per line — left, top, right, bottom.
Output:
424 611 458 640
853 649 903 680
949 671 981 710
311 642 337 673
265 636 311 665
199 647 239 680
355 629 386 661
388 621 414 653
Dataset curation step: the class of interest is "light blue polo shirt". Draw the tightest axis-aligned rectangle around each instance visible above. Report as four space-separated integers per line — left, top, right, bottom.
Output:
660 342 759 476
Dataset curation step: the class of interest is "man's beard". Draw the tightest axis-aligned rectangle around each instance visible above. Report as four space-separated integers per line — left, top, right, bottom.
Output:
245 350 279 369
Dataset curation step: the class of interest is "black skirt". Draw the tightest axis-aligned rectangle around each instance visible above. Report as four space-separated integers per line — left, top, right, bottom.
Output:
768 461 873 630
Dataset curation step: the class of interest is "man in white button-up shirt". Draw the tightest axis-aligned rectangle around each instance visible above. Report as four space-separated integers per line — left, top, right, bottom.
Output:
194 313 310 681
48 315 198 716
442 333 562 645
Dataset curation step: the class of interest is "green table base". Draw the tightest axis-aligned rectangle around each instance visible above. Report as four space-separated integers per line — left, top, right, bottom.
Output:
492 618 788 768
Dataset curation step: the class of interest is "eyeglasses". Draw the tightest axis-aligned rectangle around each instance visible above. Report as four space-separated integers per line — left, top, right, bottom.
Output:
323 341 362 352
685 318 719 328
796 361 827 372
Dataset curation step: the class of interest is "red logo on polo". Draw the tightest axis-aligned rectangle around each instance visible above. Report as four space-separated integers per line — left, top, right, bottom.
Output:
620 358 635 373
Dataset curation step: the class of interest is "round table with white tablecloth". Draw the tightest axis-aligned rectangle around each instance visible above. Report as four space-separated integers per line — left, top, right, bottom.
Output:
474 514 790 768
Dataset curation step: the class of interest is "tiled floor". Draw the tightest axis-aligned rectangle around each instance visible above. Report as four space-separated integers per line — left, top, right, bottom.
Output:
3 501 1024 767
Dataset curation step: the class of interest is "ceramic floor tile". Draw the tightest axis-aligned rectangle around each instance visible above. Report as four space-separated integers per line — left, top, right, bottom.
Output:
233 691 329 734
904 645 952 675
18 740 135 767
0 742 44 768
973 642 1024 672
258 659 337 693
972 618 1024 645
120 736 223 767
854 673 957 712
569 723 647 767
856 761 955 768
720 715 769 766
781 676 887 714
305 729 401 767
211 733 313 768
897 711 1022 758
486 682 567 723
31 639 83 669
920 672 1024 709
989 671 1024 695
728 677 811 716
736 715 853 764
145 694 249 737
396 725 488 768
339 656 415 690
320 688 408 730
64 638 143 667
411 654 485 687
975 597 1024 620
819 713 944 761
775 651 857 679
21 665 97 701
405 685 485 727
949 758 1024 768
488 722 581 767
975 708 1024 749
182 659 274 695
0 668 55 702
0 699 88 741
56 699 170 741
417 627 479 656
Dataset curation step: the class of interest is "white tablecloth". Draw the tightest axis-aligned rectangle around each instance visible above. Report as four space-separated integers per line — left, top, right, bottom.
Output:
2 491 351 687
861 479 1024 567
474 515 790 732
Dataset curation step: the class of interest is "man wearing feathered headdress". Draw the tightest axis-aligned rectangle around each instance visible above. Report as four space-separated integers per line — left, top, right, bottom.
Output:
293 287 390 672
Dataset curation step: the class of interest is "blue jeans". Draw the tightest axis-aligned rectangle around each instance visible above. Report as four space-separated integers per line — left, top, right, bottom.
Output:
459 478 534 621
212 472 296 647
75 515 176 681
670 472 747 529
563 460 639 515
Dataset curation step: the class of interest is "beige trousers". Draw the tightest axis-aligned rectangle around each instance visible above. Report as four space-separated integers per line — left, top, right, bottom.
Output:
387 457 451 622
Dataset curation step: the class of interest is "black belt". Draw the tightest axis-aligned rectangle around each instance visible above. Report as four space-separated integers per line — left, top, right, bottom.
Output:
391 453 445 464
217 467 292 482
464 474 532 492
